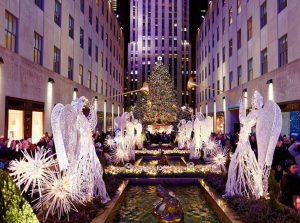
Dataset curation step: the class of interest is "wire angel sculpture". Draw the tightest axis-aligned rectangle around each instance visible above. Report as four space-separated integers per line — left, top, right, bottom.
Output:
51 96 110 203
225 91 282 199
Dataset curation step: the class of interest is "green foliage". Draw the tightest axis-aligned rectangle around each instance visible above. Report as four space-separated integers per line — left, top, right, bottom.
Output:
0 170 39 223
268 170 283 211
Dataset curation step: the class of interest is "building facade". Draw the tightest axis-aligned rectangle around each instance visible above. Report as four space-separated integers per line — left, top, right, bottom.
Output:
125 0 192 108
196 0 300 139
0 0 124 142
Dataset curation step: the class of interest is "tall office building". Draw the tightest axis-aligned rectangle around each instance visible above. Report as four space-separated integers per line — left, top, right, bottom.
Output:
125 0 192 108
0 0 124 141
196 0 300 139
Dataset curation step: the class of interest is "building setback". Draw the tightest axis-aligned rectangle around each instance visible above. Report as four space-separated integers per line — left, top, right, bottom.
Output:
125 0 192 108
0 0 124 142
196 0 300 139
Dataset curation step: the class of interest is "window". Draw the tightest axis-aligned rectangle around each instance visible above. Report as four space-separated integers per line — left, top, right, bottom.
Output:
101 52 103 67
229 39 233 57
248 58 253 81
88 38 92 56
261 48 268 75
101 26 104 40
237 0 241 14
278 0 287 13
69 15 74 39
229 7 233 25
68 57 73 80
222 46 226 62
222 17 226 34
54 0 61 26
89 6 92 24
80 0 84 13
237 66 242 86
279 34 288 67
4 11 17 52
53 46 60 73
101 79 103 95
260 1 267 28
95 46 98 62
96 17 99 33
223 76 226 91
88 70 92 88
80 28 84 48
229 72 233 89
237 29 241 49
79 64 83 85
95 75 98 92
247 17 253 40
35 0 43 10
33 32 42 65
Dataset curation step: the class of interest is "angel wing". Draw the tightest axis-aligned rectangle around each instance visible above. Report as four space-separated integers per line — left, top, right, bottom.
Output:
59 104 79 166
51 103 69 170
87 104 98 130
186 121 193 139
201 116 212 143
256 100 282 168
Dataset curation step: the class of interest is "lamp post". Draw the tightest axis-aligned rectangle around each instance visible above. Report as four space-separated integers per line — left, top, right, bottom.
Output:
97 82 149 132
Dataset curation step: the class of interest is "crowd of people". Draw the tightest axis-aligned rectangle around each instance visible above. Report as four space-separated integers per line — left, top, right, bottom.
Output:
1 130 300 210
211 131 300 209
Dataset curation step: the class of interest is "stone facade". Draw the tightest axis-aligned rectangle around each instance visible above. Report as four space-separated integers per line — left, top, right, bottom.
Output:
196 0 300 134
0 0 124 137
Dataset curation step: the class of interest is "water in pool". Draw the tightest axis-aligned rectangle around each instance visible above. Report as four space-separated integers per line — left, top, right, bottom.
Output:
113 185 220 223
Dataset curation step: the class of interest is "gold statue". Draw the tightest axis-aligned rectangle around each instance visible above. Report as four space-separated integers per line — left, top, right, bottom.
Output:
152 185 184 223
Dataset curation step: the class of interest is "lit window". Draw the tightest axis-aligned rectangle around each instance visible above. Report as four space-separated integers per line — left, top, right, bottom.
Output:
34 32 43 65
4 11 17 52
79 64 83 85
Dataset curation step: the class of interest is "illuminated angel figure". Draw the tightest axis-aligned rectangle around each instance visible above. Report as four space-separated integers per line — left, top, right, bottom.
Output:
225 91 282 199
225 96 263 199
51 97 110 203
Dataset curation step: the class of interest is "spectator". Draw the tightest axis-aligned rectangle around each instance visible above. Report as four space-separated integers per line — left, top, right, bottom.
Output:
280 161 300 208
288 142 300 176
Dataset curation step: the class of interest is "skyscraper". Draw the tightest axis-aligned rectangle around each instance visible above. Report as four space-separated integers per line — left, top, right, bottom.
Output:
125 0 191 108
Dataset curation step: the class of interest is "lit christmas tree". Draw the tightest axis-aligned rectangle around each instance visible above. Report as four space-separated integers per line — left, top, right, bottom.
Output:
136 57 179 124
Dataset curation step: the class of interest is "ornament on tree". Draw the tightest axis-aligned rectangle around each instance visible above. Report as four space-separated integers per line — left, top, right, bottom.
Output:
135 58 179 124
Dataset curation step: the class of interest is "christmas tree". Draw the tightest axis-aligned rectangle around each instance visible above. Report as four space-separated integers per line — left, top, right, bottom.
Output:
136 58 179 124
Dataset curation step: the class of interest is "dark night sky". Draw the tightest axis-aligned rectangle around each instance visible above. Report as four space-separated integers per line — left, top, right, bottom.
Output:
117 0 208 69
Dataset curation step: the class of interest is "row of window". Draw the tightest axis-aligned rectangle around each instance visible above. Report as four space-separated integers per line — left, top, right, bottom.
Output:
197 34 288 103
199 0 287 46
4 10 123 103
198 33 288 85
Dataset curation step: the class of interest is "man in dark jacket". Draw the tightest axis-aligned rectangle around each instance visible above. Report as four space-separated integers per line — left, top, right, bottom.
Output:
280 161 300 208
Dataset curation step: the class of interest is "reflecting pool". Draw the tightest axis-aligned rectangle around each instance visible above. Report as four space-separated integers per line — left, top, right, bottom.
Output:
113 184 220 223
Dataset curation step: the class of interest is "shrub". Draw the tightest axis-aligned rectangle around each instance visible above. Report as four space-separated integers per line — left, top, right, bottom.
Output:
0 170 38 223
